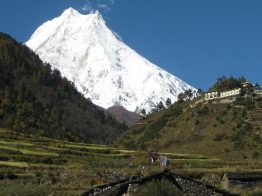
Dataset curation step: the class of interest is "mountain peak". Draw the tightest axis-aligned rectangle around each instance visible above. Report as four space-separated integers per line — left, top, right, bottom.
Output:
60 8 105 25
90 10 105 24
26 8 195 113
94 10 102 16
62 7 80 17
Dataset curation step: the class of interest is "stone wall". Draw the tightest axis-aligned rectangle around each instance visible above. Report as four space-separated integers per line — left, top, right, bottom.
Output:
82 170 237 196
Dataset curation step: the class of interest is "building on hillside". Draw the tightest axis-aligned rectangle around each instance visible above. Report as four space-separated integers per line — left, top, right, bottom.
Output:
204 88 241 101
204 92 219 100
221 172 262 190
241 81 253 88
254 87 262 95
220 88 241 98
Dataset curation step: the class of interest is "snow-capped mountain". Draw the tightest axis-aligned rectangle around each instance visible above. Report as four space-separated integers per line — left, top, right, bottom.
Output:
26 7 195 113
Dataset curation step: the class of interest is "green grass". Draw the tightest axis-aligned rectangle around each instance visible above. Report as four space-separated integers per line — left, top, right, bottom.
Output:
0 182 52 195
0 161 28 167
135 179 183 196
118 96 262 161
0 140 34 146
64 144 115 150
0 144 59 157
19 149 59 157
161 152 208 159
0 128 261 195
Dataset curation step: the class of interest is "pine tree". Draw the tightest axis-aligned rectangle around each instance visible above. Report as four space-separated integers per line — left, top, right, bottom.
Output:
165 98 171 108
157 101 165 111
0 32 127 144
140 109 146 116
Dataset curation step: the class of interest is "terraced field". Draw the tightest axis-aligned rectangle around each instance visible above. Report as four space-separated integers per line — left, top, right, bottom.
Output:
0 128 262 195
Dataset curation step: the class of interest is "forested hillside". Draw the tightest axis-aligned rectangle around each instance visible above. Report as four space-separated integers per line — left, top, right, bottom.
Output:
0 33 126 144
118 77 262 160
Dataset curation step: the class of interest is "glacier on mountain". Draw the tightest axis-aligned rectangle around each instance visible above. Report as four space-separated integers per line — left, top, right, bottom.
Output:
26 7 195 113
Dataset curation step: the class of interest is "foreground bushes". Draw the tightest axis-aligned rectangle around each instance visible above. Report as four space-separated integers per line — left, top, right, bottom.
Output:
135 179 183 196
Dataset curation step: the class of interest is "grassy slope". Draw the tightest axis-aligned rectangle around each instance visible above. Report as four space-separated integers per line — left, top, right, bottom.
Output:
118 95 262 160
0 128 262 195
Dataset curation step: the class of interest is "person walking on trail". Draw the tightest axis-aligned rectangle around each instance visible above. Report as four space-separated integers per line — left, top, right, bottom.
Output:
128 154 134 167
148 152 159 169
159 155 168 170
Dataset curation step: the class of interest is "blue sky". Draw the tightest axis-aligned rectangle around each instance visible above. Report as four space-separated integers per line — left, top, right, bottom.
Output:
0 0 261 90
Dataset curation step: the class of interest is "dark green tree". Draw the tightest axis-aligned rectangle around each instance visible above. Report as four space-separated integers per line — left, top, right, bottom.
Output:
0 32 126 144
140 108 146 116
165 98 172 108
157 101 165 111
209 75 246 92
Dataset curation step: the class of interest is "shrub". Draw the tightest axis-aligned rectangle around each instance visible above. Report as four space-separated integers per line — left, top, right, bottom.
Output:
90 179 97 186
233 141 245 150
139 116 168 143
214 133 225 141
252 151 260 159
169 121 176 127
132 127 144 135
42 157 54 164
0 183 51 195
216 116 225 124
242 109 247 117
135 179 183 196
235 97 255 109
196 105 209 116
232 110 237 116
241 122 253 132
209 75 245 92
195 119 200 125
0 170 18 180
257 99 262 108
0 155 10 161
234 97 245 105
224 148 230 153
124 139 136 149
226 104 232 110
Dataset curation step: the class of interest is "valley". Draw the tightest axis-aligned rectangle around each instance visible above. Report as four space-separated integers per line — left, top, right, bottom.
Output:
0 128 262 195
0 2 261 195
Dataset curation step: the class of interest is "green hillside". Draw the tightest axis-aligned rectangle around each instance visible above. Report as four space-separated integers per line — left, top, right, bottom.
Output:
0 32 126 144
118 91 262 160
1 128 262 195
0 128 135 195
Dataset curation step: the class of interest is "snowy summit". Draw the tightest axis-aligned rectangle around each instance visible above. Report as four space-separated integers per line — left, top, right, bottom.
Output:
26 7 195 113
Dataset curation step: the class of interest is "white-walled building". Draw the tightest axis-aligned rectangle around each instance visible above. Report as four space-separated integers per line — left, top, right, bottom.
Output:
220 88 241 98
205 92 219 100
205 88 241 101
254 87 262 95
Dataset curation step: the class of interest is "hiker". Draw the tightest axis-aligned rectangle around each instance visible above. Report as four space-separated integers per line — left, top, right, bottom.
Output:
128 154 134 167
149 152 159 168
159 155 168 170
140 166 145 176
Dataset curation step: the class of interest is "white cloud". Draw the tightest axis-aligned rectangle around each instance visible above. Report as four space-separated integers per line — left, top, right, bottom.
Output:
81 4 92 12
80 0 115 13
81 0 93 12
98 4 111 12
